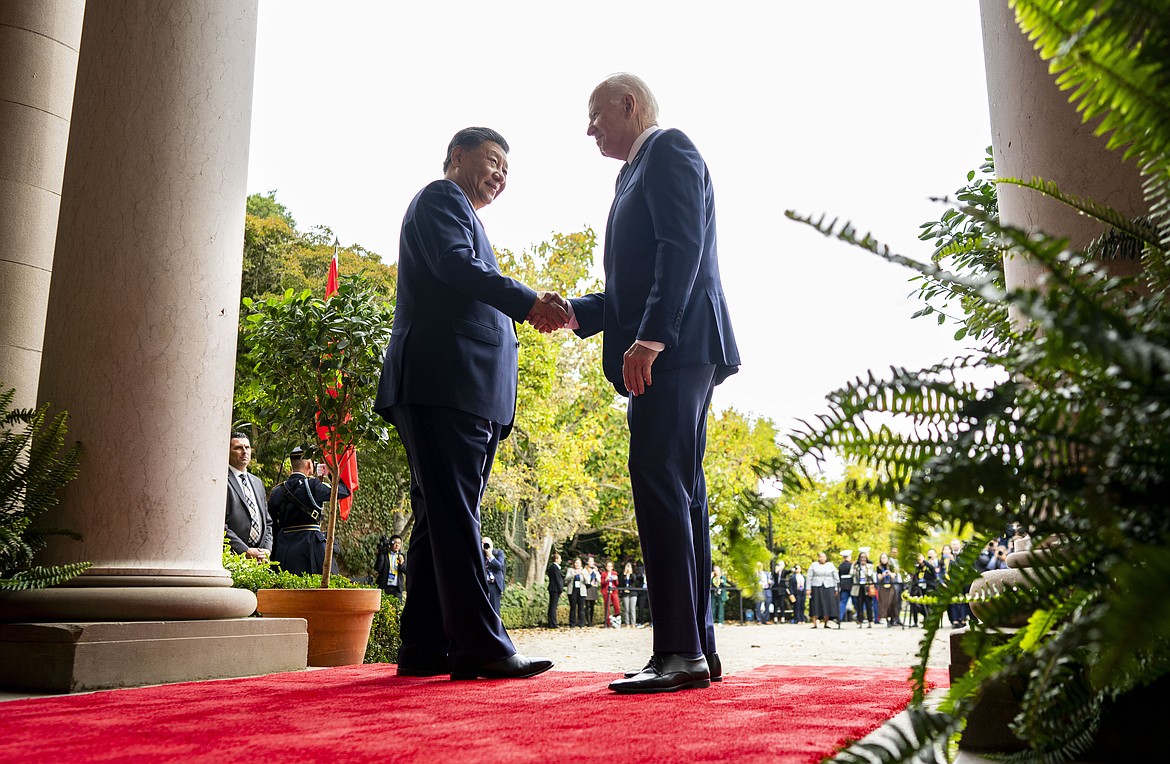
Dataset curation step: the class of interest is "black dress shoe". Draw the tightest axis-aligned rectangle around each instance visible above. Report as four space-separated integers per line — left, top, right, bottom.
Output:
450 653 554 681
396 663 448 677
609 653 710 694
707 651 723 682
625 651 722 681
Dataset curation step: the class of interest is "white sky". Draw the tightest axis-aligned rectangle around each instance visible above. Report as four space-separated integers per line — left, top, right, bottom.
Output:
246 1 994 432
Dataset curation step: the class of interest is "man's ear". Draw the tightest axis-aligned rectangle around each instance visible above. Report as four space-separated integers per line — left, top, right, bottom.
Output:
624 94 635 117
449 145 464 169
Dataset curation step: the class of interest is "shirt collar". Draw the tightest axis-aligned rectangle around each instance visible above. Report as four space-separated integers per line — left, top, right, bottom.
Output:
228 465 247 479
626 126 659 164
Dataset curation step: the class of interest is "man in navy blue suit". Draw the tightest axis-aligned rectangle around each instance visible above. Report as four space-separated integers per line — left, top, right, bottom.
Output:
564 74 740 693
374 127 562 681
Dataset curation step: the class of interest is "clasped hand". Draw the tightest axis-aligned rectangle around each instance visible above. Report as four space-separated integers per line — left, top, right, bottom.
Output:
526 291 571 333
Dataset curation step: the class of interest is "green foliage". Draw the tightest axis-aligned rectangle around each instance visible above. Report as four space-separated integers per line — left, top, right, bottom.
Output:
0 388 88 590
499 583 562 629
363 595 402 664
238 274 394 587
222 544 399 663
794 3 1170 761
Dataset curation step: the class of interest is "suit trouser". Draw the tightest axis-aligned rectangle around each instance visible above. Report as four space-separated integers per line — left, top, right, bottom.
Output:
547 589 561 627
389 404 514 668
627 364 717 658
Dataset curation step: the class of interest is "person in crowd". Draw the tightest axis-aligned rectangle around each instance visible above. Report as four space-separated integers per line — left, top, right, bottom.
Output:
374 534 406 599
790 564 807 623
910 551 938 627
988 543 1010 571
710 565 729 625
566 557 587 628
754 561 772 624
875 552 900 627
268 447 350 575
852 550 876 628
947 537 971 628
925 548 940 578
225 432 272 560
583 556 600 626
483 536 506 615
567 73 740 694
837 549 854 624
621 562 640 627
371 126 559 680
772 561 792 623
546 552 564 628
601 559 621 627
807 552 840 629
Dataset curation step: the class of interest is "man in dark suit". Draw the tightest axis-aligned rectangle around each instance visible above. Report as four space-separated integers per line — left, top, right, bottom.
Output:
565 74 740 693
373 126 561 681
225 432 272 560
546 552 565 628
268 447 350 575
483 536 505 614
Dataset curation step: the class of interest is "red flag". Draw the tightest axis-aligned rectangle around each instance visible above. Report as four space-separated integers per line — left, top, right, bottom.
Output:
326 249 339 298
318 239 358 519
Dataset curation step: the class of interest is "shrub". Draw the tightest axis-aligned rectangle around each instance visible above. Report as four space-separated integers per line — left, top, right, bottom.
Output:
223 544 399 663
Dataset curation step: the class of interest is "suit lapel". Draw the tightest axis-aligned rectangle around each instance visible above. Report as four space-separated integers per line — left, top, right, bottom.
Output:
604 131 659 273
228 471 246 504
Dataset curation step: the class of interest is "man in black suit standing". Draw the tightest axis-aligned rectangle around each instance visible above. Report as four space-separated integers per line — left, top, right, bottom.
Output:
566 74 740 693
225 432 272 560
374 127 562 681
546 552 565 628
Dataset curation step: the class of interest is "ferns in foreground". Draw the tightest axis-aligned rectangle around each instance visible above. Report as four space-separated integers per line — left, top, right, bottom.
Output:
0 387 88 590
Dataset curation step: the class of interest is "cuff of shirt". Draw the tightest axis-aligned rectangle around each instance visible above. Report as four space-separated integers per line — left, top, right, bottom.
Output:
635 339 665 351
565 301 580 331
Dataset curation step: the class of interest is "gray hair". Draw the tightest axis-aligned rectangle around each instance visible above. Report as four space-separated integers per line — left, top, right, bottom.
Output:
594 72 659 127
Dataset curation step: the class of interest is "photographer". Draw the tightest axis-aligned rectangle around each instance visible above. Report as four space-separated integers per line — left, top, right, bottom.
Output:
374 534 406 599
987 543 1010 571
483 537 506 615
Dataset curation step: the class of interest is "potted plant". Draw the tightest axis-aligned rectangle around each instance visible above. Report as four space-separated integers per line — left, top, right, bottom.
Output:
769 3 1170 760
239 273 394 665
0 387 88 595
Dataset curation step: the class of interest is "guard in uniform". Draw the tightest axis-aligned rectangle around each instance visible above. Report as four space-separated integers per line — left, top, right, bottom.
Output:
269 447 350 575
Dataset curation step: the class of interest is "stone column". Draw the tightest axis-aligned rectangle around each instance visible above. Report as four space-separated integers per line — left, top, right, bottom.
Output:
0 1 84 410
0 1 308 691
980 0 1148 290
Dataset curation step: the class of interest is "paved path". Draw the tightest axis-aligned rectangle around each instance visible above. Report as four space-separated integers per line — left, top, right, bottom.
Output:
511 619 953 675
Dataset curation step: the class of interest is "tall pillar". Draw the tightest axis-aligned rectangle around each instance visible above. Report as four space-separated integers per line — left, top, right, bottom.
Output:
979 0 1148 290
0 0 308 691
0 1 84 409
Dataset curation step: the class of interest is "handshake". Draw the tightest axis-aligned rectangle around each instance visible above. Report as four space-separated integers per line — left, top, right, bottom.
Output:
526 291 572 334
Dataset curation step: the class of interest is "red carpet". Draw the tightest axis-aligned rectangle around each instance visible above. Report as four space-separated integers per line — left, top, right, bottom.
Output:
0 664 946 764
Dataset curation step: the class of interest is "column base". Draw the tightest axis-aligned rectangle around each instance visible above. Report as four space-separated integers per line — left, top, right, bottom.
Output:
0 618 308 693
0 585 257 621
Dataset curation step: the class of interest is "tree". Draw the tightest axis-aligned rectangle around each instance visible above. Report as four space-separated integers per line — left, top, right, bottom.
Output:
239 275 394 586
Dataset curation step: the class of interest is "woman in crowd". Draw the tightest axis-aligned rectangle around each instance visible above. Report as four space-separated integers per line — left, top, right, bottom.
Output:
583 557 600 626
852 550 876 627
790 564 807 623
600 559 621 627
620 561 640 627
772 561 791 623
875 552 900 627
566 557 587 628
807 552 839 629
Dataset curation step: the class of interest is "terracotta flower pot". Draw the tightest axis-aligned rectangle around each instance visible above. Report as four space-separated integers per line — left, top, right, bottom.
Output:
256 588 381 667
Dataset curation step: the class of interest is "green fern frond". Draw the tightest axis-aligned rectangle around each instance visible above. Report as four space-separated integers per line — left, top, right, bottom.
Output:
996 176 1163 251
0 561 92 590
827 706 958 764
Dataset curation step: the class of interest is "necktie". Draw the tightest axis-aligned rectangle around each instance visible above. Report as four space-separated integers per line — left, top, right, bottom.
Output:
240 473 261 544
615 163 629 192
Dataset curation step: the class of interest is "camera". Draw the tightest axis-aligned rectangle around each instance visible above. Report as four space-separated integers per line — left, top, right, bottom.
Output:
483 542 490 549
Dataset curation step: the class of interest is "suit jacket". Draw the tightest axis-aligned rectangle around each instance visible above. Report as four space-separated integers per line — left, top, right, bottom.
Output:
570 128 740 395
225 470 272 553
546 561 565 594
374 179 537 431
486 548 506 593
268 473 351 531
